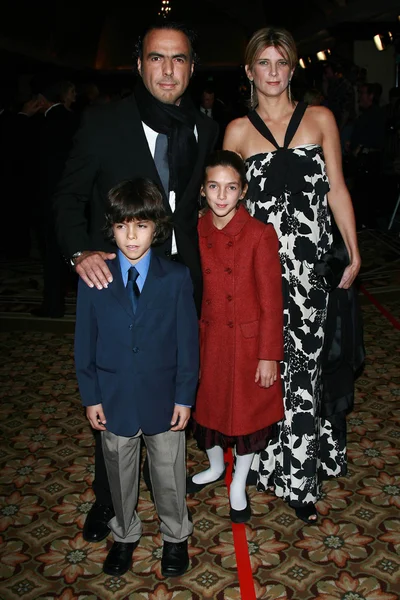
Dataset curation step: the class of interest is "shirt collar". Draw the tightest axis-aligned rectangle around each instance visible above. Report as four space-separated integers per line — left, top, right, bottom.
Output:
44 103 63 117
198 204 251 237
118 248 152 283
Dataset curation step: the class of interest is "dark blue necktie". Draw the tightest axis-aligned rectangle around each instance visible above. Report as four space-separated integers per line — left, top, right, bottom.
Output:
127 266 140 313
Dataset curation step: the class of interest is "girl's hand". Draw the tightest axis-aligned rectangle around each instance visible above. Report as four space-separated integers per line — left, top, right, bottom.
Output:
255 360 277 388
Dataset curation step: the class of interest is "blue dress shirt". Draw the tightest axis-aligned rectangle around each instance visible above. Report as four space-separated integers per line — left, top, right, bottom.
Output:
118 249 151 291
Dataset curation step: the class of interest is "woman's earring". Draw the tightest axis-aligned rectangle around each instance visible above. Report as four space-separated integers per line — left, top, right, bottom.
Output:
288 79 292 103
249 79 254 107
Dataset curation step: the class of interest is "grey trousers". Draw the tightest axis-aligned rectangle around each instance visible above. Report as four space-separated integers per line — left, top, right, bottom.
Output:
102 429 193 544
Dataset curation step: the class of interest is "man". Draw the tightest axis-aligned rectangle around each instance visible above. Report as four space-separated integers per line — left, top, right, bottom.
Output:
322 61 355 133
351 83 385 152
53 21 218 569
199 85 227 148
350 83 385 229
0 92 43 258
32 81 78 318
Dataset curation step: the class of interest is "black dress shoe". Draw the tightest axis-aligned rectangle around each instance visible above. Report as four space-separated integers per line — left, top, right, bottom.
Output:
103 540 139 576
161 540 189 577
83 503 115 543
230 493 251 524
186 469 226 494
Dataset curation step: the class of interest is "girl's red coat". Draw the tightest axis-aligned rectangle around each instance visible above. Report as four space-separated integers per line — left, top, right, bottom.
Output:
194 205 284 437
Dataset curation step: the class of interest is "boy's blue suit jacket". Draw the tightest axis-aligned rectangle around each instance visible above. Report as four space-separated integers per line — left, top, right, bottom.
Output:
74 254 199 437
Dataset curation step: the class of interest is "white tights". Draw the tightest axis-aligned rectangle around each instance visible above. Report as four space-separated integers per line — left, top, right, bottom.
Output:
191 445 254 511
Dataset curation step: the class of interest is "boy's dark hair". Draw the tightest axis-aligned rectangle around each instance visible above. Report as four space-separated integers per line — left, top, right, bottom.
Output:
104 178 172 245
203 150 247 189
134 21 198 66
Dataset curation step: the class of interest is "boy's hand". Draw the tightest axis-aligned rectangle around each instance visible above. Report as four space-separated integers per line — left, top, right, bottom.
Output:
255 360 278 389
170 406 191 431
86 404 107 430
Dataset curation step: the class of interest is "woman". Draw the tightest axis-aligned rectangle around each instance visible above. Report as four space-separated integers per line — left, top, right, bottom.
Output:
223 27 360 522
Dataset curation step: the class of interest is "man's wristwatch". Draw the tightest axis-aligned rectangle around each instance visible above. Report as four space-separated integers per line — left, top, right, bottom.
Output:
70 251 83 267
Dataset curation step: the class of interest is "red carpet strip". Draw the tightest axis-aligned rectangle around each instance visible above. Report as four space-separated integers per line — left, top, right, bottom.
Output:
360 284 400 330
218 283 399 599
224 449 257 600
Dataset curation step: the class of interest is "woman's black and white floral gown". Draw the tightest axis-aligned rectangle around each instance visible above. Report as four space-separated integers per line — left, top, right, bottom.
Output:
245 103 347 506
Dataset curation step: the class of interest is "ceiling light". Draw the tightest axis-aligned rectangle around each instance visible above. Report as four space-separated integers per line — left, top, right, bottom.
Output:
299 58 306 69
373 34 385 51
317 51 327 61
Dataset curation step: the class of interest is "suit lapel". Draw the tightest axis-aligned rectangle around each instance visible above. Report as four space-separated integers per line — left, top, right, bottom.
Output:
108 258 134 318
177 113 218 209
134 254 165 320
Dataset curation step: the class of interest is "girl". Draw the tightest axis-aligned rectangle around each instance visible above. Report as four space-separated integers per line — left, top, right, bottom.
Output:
187 150 284 523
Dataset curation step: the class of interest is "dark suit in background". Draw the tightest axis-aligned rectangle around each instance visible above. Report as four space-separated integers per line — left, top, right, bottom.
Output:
37 104 78 316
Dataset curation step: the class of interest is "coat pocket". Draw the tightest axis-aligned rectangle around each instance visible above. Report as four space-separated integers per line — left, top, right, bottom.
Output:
240 320 259 338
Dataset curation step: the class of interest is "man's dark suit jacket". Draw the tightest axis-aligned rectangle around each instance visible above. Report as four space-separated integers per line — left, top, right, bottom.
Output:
53 94 219 310
39 104 78 203
74 254 199 437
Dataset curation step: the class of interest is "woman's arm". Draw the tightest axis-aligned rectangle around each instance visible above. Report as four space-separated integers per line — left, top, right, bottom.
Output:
317 106 361 288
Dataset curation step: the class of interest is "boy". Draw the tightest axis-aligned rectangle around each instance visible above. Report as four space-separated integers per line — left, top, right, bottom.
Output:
74 178 199 577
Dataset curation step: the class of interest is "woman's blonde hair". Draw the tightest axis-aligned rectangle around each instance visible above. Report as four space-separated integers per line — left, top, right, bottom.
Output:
245 27 298 108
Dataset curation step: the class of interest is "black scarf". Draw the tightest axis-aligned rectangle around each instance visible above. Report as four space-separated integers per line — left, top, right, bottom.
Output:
135 78 198 202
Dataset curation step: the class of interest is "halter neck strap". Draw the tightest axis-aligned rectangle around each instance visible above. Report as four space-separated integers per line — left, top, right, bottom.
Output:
247 102 308 150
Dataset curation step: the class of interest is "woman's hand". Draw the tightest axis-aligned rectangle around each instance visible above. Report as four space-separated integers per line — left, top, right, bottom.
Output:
255 360 278 388
338 258 361 289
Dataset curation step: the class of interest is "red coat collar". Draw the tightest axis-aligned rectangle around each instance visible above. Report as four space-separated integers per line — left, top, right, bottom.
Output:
198 204 251 237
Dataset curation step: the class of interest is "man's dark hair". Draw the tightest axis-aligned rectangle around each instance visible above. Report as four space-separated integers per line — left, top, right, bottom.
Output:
323 60 343 75
203 150 247 189
202 85 215 95
34 79 73 103
134 21 198 66
104 178 172 245
362 82 383 105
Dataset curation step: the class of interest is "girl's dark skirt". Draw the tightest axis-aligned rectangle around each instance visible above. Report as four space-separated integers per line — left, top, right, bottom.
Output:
192 421 277 456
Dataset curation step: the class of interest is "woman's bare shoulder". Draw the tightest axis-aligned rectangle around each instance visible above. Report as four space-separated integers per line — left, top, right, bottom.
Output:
307 105 336 127
223 116 251 153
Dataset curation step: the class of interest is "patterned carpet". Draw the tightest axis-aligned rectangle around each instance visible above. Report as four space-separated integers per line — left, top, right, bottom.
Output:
0 234 399 599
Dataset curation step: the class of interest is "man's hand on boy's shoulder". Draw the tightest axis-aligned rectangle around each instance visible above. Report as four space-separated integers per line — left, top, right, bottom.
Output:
86 404 107 430
170 405 191 431
75 251 116 290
